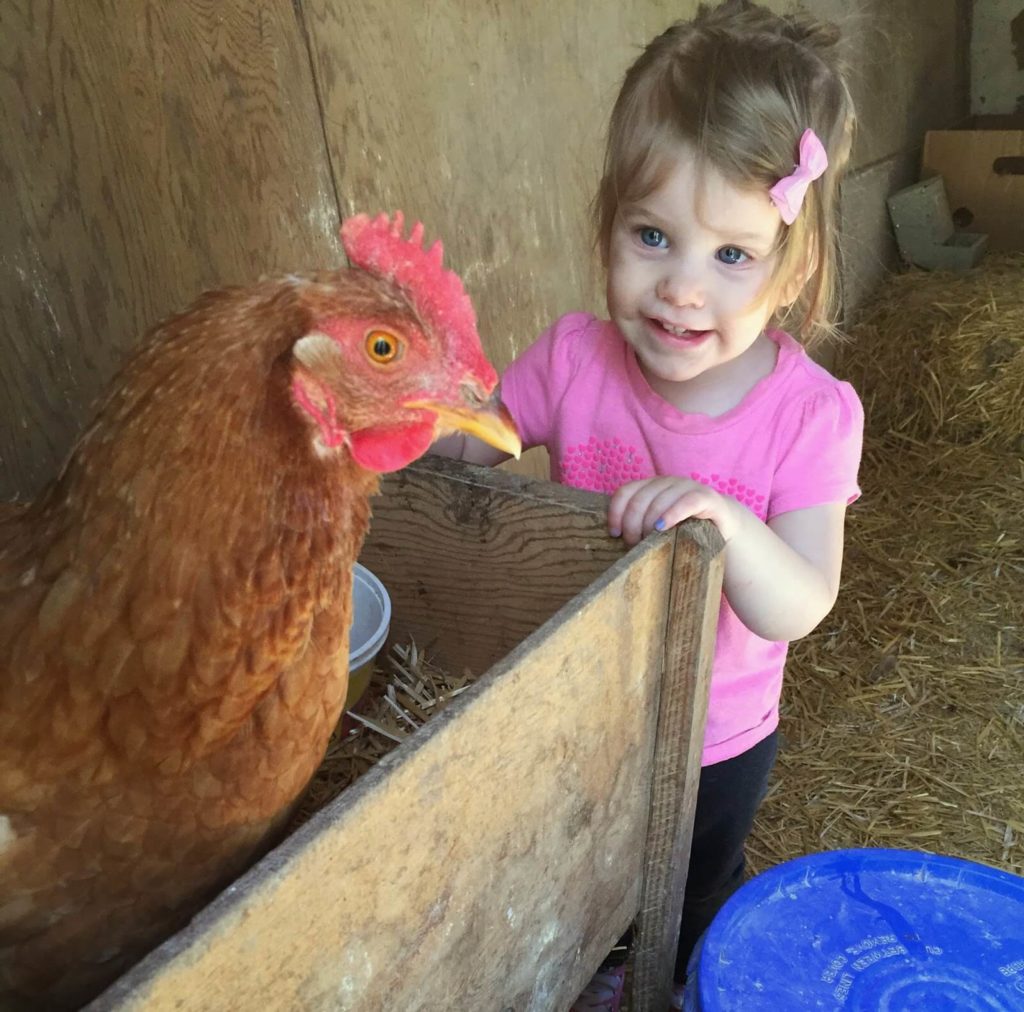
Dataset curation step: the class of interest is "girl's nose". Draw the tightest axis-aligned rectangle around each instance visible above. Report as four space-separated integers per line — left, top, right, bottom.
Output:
656 266 705 309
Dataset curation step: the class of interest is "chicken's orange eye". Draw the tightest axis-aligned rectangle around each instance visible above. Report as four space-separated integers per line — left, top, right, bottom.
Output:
365 330 401 364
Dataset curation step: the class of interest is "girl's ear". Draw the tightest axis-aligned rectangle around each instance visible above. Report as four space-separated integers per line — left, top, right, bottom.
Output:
779 268 807 308
779 233 819 307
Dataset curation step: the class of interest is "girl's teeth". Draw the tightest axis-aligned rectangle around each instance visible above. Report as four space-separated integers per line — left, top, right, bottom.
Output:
664 323 689 337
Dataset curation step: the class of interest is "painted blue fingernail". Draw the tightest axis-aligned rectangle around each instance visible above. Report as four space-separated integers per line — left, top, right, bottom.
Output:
654 518 667 531
610 527 622 538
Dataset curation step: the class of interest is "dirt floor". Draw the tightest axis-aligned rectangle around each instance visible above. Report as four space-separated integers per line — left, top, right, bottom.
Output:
749 256 1023 880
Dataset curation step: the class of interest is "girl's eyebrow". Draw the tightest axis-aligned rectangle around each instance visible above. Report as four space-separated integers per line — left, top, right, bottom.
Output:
704 221 779 252
718 228 771 243
701 215 776 244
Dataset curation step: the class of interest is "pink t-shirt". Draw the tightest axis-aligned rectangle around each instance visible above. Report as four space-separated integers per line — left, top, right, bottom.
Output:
501 312 864 766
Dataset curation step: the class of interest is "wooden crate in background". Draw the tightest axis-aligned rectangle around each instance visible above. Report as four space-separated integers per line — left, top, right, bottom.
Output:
91 457 723 1012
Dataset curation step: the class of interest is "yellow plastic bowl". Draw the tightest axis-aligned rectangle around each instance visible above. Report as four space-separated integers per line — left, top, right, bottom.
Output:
345 563 391 710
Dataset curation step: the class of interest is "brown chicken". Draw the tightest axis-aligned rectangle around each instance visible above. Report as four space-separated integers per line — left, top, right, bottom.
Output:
0 212 520 1010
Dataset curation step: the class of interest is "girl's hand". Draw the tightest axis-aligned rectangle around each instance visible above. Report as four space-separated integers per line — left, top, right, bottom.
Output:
610 475 848 642
607 476 740 547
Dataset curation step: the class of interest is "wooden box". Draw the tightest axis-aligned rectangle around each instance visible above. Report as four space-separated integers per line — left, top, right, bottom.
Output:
91 457 723 1012
923 119 1024 252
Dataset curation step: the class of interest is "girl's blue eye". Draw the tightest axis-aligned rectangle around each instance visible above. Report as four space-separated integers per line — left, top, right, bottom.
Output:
717 246 748 265
639 227 667 248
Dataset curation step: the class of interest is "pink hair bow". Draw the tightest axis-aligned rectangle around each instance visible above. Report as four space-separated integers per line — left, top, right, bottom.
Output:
769 129 828 225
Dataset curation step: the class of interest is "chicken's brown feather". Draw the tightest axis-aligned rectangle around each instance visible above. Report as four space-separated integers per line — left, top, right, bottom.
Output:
0 275 392 1008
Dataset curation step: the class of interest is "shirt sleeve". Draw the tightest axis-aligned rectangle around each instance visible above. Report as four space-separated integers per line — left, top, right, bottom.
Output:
499 312 593 451
768 381 865 518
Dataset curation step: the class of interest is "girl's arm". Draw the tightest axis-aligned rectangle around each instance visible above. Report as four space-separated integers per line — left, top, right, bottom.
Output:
721 500 845 642
608 477 846 642
429 432 512 467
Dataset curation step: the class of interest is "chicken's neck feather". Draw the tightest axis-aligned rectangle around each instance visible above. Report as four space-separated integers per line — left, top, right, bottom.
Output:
47 282 375 560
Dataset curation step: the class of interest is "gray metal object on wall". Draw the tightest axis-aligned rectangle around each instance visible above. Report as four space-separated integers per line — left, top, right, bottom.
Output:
887 175 988 270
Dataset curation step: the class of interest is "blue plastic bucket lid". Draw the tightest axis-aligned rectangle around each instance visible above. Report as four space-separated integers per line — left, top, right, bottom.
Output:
692 848 1024 1011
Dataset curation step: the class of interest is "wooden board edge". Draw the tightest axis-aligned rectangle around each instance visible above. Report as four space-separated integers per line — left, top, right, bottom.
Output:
629 521 724 1010
390 455 612 517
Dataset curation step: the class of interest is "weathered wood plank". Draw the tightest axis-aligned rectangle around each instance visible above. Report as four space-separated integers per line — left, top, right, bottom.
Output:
362 455 630 675
94 531 675 1011
299 0 627 483
71 460 720 1009
630 524 723 1011
0 0 339 499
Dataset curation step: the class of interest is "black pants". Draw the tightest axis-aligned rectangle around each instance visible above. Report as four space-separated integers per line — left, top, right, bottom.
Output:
674 729 779 979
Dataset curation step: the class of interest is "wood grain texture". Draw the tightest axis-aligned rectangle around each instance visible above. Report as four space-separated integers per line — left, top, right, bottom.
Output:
92 476 681 1011
631 525 723 1011
923 130 1024 251
362 455 630 676
0 0 340 500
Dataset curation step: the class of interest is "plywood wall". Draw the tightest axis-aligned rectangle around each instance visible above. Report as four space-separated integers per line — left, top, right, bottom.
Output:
971 0 1024 114
0 1 969 500
0 1 341 499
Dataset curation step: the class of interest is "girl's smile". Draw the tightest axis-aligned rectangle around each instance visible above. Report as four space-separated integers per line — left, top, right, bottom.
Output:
645 318 713 347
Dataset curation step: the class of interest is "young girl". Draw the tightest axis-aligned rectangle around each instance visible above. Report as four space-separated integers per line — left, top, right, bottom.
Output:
436 1 862 1007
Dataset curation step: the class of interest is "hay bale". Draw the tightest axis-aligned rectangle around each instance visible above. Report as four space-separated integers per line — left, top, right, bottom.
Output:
751 255 1024 877
840 254 1024 452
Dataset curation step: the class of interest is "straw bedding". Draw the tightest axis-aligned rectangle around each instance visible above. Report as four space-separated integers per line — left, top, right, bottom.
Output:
289 642 469 830
749 253 1024 877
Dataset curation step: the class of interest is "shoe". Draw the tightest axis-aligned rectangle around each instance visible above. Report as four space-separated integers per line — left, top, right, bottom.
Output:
568 963 626 1012
669 980 687 1010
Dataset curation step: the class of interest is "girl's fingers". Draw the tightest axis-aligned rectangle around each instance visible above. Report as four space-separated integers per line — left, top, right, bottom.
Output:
645 487 695 535
609 479 716 546
608 480 653 538
617 482 687 545
619 490 658 545
658 489 730 538
609 480 660 543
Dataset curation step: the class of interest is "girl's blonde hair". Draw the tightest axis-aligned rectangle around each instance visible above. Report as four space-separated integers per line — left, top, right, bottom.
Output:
594 0 856 345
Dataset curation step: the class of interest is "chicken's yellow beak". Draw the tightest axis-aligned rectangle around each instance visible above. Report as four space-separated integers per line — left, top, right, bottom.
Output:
406 395 522 459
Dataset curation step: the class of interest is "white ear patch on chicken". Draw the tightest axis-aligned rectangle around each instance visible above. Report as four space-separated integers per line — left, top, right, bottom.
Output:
291 333 348 455
292 332 341 371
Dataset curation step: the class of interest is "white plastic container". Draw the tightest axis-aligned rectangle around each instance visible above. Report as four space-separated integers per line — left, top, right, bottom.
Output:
345 563 392 709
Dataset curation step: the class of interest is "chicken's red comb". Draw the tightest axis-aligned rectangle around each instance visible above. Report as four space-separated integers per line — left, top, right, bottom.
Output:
341 212 479 355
